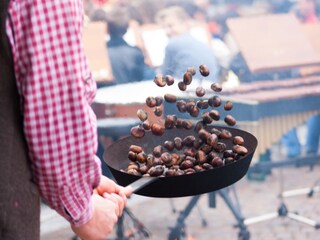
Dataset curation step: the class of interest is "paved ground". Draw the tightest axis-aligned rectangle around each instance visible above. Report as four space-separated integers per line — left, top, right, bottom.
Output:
41 152 320 240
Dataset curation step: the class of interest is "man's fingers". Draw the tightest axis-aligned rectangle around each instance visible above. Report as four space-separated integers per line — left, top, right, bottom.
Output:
102 192 125 216
102 193 120 216
123 186 133 197
96 176 120 195
111 193 125 216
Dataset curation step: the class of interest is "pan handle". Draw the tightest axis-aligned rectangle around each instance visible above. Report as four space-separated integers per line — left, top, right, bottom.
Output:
128 177 158 193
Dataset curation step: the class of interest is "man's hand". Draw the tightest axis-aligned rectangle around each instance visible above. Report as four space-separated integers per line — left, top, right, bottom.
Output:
95 175 132 199
71 193 124 240
71 176 133 239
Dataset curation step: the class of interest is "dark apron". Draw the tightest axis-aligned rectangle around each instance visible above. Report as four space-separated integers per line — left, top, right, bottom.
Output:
0 1 40 239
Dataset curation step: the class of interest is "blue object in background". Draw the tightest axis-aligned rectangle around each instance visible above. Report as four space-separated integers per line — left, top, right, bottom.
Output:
306 115 320 154
282 128 301 158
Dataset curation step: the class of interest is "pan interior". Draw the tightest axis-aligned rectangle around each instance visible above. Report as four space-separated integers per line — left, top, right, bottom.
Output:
103 126 258 197
104 126 257 173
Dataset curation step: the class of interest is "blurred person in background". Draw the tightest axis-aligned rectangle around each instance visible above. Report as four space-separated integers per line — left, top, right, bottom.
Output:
305 115 320 155
282 0 320 157
0 1 131 239
84 0 96 18
129 0 166 24
105 7 155 84
155 6 220 80
316 0 320 16
269 0 294 13
165 0 216 24
294 0 319 22
90 7 108 21
295 0 320 155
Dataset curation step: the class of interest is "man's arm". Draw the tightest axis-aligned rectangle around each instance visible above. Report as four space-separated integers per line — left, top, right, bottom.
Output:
8 0 100 225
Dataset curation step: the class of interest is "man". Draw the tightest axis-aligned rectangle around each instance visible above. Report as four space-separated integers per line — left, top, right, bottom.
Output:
106 7 153 84
282 0 320 158
0 1 131 239
156 6 220 80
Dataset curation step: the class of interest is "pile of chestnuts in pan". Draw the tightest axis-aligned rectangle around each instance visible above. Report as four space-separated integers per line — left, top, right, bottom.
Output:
125 64 247 177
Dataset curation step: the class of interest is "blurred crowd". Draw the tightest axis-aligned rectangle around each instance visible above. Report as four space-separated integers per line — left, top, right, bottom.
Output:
84 0 320 158
83 0 320 83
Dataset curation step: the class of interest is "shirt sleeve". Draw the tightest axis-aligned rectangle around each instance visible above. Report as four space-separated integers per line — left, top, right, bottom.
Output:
7 0 101 226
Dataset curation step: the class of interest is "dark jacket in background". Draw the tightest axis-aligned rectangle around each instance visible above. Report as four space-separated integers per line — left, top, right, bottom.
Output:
107 37 146 84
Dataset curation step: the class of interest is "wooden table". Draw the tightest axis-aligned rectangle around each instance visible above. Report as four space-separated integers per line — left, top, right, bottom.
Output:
226 14 320 73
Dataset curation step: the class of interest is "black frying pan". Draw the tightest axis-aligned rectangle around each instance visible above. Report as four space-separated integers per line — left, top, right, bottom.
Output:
104 126 257 198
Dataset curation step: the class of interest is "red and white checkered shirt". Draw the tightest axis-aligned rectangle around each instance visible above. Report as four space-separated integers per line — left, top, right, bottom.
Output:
6 0 101 226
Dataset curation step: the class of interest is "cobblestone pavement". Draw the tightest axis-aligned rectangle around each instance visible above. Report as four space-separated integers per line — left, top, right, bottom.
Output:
41 161 320 240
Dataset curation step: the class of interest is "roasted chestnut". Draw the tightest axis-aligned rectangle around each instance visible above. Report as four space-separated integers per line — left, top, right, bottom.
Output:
199 64 210 76
182 135 196 147
161 152 173 165
164 93 177 103
210 83 222 92
233 136 244 145
178 81 187 91
174 137 183 150
155 96 164 106
187 66 196 76
137 109 148 121
165 75 175 86
232 145 248 155
208 95 222 107
180 159 194 169
130 125 145 138
146 96 157 108
128 151 137 161
182 120 193 129
195 86 206 97
189 107 199 117
129 145 143 154
208 109 220 121
164 140 175 151
207 133 218 147
220 129 232 139
183 72 193 85
202 112 213 124
224 115 236 126
152 145 164 157
148 165 164 176
142 120 152 130
211 156 224 167
224 101 233 111
195 150 207 164
165 115 177 129
176 100 187 113
151 123 165 136
153 74 166 87
136 152 147 163
196 100 209 109
154 107 163 117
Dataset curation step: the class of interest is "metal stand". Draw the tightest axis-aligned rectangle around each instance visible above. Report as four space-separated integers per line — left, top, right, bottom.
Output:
243 193 320 229
280 179 320 198
168 195 201 240
248 153 320 178
168 187 250 240
218 188 250 240
113 207 151 240
243 154 320 230
167 153 320 240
